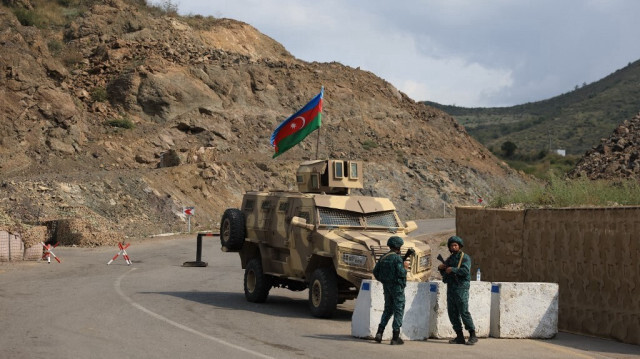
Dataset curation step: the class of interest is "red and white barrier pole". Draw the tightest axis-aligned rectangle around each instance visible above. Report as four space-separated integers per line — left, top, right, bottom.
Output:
41 242 61 264
107 242 131 265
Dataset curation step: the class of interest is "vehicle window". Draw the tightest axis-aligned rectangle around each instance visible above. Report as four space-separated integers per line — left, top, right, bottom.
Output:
297 211 310 223
349 162 358 179
364 211 399 227
334 161 344 178
318 207 361 226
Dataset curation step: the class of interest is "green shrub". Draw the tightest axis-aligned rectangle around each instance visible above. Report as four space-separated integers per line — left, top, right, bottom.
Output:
148 0 179 16
61 50 84 67
13 8 39 27
90 87 108 102
361 140 378 151
47 39 64 56
11 1 69 28
106 117 134 129
183 14 218 30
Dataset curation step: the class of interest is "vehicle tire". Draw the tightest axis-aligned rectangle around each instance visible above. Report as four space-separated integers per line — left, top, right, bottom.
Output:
244 258 271 303
220 208 245 251
308 267 338 318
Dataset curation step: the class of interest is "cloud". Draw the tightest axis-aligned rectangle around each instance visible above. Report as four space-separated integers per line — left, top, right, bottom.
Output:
169 0 640 107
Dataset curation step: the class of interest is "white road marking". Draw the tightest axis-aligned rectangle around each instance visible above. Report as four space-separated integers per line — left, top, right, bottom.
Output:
114 268 274 359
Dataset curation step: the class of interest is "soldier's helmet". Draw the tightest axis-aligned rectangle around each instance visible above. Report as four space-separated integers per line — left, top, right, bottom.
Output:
447 235 464 248
387 236 404 249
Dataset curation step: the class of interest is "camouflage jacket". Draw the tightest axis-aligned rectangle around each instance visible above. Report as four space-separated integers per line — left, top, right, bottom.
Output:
372 251 407 288
439 251 471 289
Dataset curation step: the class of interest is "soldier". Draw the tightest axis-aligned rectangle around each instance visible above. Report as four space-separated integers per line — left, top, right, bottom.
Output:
438 235 478 345
372 236 411 345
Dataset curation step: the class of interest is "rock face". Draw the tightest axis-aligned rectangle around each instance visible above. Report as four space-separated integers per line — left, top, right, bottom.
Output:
570 113 640 180
0 0 528 241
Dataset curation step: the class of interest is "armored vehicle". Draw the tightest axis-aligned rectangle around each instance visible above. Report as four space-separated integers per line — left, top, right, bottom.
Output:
220 159 432 318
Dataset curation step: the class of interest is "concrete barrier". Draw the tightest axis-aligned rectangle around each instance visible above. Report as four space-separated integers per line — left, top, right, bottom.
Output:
351 280 430 341
490 282 559 338
429 280 491 338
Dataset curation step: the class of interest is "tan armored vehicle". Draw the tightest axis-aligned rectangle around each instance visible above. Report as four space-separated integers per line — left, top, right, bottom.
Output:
220 159 432 318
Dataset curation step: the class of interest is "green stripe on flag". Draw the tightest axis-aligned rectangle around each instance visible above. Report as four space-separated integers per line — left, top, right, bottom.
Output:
273 114 321 158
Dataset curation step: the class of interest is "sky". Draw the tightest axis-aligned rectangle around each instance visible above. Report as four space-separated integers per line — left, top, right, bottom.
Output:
167 0 640 108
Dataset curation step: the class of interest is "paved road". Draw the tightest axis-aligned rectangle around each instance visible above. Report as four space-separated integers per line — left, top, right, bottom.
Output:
1 219 638 358
413 217 456 236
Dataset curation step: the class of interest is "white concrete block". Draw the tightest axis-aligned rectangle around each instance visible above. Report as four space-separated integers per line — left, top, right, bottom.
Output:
351 280 430 341
490 282 559 338
429 280 492 338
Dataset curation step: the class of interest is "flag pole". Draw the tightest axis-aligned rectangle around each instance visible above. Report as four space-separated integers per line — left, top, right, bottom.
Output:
315 86 324 160
315 124 320 160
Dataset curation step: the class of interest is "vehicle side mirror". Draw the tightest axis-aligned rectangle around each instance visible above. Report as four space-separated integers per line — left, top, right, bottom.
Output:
291 216 315 231
404 220 418 234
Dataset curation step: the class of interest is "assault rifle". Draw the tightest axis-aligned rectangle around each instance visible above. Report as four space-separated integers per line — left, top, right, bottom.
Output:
437 253 458 283
403 248 416 262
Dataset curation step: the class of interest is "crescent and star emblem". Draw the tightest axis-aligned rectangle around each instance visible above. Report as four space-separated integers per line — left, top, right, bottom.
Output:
290 116 306 130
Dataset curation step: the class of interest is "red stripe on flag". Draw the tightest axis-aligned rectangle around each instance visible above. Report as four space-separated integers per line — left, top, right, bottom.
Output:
273 105 322 146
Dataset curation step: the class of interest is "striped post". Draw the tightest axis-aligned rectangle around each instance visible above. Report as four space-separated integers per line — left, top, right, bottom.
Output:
41 242 61 264
107 242 132 265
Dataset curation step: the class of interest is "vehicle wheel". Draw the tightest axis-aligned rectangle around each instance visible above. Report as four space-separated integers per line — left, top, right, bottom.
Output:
220 208 245 251
308 267 338 318
244 258 271 303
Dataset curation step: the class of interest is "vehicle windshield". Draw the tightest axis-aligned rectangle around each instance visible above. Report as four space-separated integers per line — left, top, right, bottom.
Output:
317 207 400 228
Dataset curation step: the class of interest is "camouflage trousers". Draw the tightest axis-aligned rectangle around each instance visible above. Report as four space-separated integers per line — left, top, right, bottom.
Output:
447 287 476 332
379 284 405 331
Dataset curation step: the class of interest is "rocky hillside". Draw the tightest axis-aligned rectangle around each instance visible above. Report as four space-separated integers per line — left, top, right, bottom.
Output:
0 0 528 242
569 112 640 180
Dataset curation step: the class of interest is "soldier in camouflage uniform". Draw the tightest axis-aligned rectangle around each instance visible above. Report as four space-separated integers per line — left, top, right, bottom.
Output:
372 236 411 345
438 235 478 345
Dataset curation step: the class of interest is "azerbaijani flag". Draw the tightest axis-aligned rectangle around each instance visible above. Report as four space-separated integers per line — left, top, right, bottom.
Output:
270 88 323 158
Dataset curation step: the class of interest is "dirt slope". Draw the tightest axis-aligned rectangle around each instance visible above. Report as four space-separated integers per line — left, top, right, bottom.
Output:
0 0 528 242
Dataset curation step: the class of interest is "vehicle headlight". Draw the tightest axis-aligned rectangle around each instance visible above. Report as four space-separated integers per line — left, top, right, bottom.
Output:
341 252 367 268
419 255 430 269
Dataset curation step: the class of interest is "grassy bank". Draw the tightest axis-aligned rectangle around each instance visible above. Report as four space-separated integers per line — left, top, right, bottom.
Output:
489 176 640 208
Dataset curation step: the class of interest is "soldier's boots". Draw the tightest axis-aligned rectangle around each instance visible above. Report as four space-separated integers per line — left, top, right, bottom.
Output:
390 330 404 345
374 325 384 343
466 330 478 345
449 329 466 344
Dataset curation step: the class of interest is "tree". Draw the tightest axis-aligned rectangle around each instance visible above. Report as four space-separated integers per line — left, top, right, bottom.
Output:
501 141 517 157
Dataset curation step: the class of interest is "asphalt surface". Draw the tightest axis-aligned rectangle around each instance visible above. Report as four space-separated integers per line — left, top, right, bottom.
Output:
1 219 638 358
